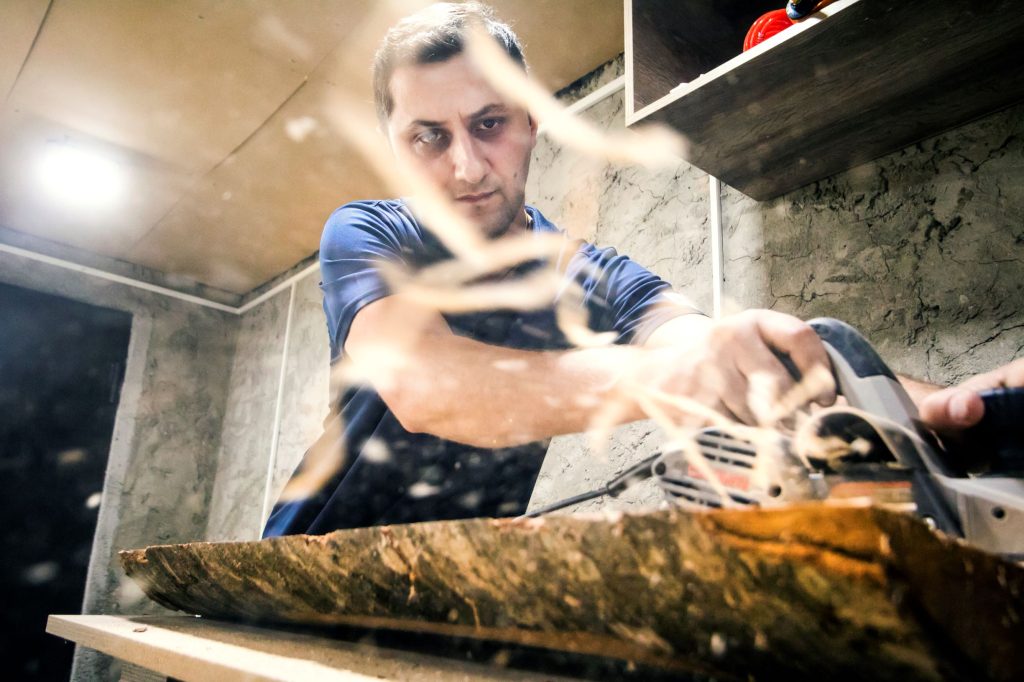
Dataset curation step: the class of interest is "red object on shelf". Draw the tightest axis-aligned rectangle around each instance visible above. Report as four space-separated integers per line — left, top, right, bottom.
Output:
743 9 795 51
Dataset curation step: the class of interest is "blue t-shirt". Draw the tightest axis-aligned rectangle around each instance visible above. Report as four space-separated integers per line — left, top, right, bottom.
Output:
263 200 691 536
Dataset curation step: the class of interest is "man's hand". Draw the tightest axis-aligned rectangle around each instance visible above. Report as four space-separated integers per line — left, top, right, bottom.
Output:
918 358 1024 434
644 310 836 425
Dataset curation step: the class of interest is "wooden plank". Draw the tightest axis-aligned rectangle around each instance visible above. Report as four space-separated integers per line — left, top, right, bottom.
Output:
629 0 1024 200
117 504 1024 681
47 614 568 682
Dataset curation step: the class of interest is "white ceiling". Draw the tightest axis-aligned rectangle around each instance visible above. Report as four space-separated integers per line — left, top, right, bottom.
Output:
0 0 624 295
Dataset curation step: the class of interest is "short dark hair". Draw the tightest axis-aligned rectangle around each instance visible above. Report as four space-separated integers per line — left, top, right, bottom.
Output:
372 2 527 127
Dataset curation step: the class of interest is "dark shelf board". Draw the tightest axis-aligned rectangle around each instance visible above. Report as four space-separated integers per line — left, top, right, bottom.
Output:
626 0 1024 200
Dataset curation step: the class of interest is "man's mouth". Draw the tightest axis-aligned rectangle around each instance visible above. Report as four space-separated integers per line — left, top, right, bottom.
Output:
455 190 496 204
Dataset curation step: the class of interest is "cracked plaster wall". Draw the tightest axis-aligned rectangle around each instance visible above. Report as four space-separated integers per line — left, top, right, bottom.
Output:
722 103 1024 386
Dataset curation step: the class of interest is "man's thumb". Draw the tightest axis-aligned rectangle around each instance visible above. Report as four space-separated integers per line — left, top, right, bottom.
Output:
919 388 984 432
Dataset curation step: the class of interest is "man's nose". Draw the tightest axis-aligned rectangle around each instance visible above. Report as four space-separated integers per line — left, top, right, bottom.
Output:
450 133 487 185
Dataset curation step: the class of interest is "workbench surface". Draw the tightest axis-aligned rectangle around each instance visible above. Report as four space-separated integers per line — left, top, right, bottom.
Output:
47 614 583 682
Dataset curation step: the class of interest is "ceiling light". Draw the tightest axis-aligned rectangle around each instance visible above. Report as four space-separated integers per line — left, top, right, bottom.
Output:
36 141 125 209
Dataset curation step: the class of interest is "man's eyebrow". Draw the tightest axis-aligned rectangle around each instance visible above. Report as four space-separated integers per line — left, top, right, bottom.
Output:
468 103 509 119
407 118 443 130
406 103 510 130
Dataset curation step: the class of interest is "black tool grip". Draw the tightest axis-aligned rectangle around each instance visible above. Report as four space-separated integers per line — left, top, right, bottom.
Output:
771 317 895 383
963 387 1024 474
807 317 898 381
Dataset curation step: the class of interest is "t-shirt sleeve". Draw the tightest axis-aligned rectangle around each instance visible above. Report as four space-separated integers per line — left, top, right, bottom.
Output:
581 245 703 345
319 203 408 360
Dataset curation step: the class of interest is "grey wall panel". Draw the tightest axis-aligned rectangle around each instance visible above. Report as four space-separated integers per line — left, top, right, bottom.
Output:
205 288 290 542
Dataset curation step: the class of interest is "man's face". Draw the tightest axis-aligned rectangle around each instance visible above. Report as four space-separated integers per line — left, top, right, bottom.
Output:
386 52 537 237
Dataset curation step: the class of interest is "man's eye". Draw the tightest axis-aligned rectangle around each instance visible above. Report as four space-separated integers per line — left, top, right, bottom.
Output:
476 118 504 133
414 129 447 151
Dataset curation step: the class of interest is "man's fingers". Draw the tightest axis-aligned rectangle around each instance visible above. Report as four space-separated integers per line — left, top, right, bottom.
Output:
920 358 1024 433
753 312 836 405
736 345 797 423
715 364 759 425
690 359 756 425
920 387 985 432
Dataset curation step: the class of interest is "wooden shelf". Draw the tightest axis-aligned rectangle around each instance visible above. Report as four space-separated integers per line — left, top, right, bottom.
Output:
47 615 567 681
625 0 1024 200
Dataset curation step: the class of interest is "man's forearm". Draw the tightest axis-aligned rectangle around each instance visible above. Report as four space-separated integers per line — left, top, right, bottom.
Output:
349 298 845 445
388 310 718 448
389 328 651 448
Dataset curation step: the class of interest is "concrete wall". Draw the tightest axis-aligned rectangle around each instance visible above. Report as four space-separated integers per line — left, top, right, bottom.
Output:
205 268 331 541
721 105 1024 385
0 246 238 680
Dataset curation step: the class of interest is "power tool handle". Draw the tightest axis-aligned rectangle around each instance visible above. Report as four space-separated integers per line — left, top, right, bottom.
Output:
770 317 900 383
770 317 903 405
807 318 898 381
801 318 921 431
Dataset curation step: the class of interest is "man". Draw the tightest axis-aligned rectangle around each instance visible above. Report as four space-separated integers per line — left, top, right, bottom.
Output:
263 2 1020 537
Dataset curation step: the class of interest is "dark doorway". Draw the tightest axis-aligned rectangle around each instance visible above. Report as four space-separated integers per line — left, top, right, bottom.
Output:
0 281 132 681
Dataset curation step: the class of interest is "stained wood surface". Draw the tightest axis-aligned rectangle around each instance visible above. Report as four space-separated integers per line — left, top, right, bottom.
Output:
628 0 1024 200
47 614 568 682
120 504 1024 681
628 0 777 111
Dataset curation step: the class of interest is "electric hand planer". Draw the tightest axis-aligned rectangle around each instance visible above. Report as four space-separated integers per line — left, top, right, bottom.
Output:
529 318 1024 560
